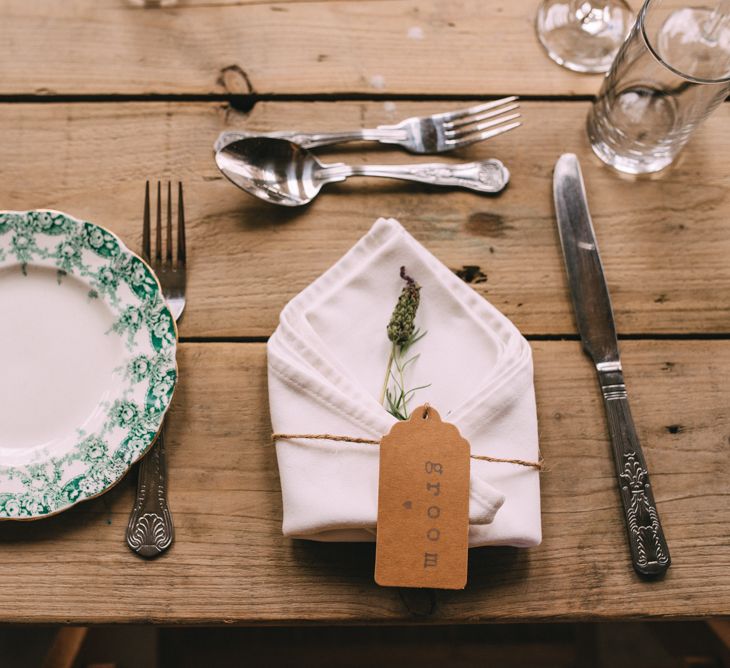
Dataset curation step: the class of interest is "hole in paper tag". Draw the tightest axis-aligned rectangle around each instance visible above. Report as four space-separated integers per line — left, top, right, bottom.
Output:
375 405 470 590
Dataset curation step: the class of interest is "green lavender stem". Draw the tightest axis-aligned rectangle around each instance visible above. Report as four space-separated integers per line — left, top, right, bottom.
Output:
379 344 395 406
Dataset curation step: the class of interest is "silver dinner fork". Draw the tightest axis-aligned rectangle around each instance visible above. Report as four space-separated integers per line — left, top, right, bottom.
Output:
126 181 186 558
214 96 521 154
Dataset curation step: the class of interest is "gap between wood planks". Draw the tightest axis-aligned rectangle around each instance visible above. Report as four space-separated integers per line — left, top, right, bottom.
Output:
0 92 597 108
0 92 727 104
179 333 730 344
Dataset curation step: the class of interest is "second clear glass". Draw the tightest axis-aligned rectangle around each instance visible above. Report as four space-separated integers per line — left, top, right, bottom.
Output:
587 0 730 174
536 0 635 73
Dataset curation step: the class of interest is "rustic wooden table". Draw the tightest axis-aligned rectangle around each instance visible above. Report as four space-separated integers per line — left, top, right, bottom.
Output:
1 0 729 626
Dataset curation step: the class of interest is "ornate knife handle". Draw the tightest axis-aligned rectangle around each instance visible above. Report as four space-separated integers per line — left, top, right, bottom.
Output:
597 363 670 577
126 426 174 558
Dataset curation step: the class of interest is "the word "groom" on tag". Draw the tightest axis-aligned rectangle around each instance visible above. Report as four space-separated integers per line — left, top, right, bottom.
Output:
424 460 444 568
375 405 470 590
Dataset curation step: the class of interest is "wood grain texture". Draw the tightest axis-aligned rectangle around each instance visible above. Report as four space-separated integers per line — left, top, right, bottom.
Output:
0 0 628 96
0 341 727 624
2 100 729 337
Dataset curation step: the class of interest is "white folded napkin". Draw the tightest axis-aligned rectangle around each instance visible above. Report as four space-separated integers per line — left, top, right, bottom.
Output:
268 218 541 548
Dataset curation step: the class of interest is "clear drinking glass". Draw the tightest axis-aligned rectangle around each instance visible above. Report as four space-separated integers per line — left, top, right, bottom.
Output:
536 0 635 72
587 0 730 174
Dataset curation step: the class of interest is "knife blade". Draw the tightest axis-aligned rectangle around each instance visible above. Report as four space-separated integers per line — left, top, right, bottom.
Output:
553 153 670 577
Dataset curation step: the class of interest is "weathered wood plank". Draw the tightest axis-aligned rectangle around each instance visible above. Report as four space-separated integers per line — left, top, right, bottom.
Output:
2 100 729 337
0 0 622 96
0 340 727 624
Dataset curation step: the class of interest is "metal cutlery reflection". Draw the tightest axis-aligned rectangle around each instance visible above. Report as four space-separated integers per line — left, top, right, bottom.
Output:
214 96 521 154
215 137 510 206
126 181 187 558
553 154 670 577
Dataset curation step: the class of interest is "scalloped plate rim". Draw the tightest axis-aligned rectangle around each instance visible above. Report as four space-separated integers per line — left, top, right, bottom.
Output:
0 209 179 521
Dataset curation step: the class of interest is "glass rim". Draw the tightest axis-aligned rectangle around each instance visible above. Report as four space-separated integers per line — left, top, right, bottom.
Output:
639 0 730 85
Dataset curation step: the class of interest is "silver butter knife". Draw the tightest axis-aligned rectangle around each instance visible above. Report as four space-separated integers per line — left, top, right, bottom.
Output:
553 153 670 577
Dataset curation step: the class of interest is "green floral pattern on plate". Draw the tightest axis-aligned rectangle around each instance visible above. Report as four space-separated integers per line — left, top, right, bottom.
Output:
0 210 177 519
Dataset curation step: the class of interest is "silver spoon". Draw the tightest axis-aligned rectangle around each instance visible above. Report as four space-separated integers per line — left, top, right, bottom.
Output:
215 137 510 206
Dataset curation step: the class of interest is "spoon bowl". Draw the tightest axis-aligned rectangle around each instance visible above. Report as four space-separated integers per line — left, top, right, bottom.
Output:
216 137 325 206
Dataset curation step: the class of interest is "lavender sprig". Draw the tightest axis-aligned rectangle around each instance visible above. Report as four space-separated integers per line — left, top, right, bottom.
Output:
379 267 429 420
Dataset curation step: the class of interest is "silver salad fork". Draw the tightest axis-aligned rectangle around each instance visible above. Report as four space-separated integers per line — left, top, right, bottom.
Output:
214 96 521 154
126 181 187 558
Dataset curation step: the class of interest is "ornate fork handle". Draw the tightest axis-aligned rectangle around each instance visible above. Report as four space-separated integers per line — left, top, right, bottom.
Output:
320 159 510 194
214 127 408 152
598 365 670 577
126 426 174 558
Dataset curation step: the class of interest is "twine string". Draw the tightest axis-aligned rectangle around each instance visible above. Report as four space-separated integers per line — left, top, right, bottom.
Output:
271 433 543 470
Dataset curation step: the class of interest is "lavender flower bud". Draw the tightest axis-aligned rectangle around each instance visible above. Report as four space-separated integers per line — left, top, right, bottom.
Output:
387 266 421 346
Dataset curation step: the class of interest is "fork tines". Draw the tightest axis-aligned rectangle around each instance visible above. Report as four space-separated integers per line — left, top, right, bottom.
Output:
143 180 186 269
440 96 521 149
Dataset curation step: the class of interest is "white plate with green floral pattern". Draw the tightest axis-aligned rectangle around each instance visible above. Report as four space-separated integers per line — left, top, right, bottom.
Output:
0 210 177 520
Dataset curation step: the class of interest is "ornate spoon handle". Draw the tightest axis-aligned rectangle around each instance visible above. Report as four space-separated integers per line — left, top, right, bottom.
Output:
321 159 510 194
126 426 173 558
